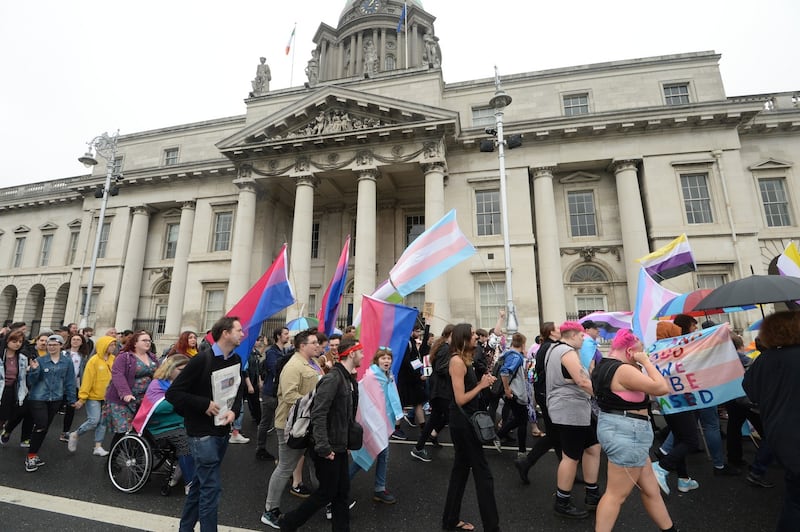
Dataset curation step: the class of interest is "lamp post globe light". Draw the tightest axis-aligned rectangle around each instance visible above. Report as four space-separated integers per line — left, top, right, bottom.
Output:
77 130 119 329
490 67 519 336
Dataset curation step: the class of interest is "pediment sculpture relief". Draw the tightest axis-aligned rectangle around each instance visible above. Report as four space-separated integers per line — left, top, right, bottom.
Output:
272 109 394 141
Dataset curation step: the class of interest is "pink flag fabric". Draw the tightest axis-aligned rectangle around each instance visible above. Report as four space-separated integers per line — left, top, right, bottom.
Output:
317 237 350 336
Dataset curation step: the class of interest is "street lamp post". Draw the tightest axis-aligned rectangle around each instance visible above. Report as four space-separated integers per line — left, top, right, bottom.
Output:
77 131 119 329
490 67 519 336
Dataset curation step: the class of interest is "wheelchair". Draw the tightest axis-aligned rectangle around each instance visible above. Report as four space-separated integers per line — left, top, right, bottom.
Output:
107 430 180 495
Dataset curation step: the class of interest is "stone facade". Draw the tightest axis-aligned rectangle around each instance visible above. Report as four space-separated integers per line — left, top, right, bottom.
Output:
1 0 798 342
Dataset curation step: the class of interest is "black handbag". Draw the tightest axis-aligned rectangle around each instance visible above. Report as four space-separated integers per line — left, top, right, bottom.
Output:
347 421 364 450
458 405 497 444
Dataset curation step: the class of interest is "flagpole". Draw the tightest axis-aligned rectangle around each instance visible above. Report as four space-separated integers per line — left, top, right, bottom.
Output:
289 23 297 87
404 2 408 69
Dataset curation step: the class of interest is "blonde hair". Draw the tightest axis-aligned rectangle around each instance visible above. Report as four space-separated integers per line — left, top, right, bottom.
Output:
154 354 189 380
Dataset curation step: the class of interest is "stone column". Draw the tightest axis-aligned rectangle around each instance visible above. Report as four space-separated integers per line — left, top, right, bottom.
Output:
352 169 379 317
290 175 318 317
226 173 257 309
164 201 196 336
320 41 328 81
116 205 150 329
612 159 649 309
355 32 363 76
348 35 357 77
422 163 450 332
532 166 566 323
411 23 418 68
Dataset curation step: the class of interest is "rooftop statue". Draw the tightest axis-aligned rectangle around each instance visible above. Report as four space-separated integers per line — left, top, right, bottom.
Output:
250 57 271 97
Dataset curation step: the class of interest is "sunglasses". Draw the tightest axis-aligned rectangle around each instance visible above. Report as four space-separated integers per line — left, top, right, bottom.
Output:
378 346 392 352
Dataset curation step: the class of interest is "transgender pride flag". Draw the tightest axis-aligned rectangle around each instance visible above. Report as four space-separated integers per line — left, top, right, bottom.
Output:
633 267 679 348
389 209 476 297
358 295 419 380
317 237 350 336
649 323 745 415
225 244 295 367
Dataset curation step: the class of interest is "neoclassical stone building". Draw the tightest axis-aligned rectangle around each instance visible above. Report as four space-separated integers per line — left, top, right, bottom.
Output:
1 0 798 342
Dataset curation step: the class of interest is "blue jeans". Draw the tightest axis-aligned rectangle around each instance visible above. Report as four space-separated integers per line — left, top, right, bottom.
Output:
180 435 229 532
76 399 106 443
349 447 388 492
662 407 724 468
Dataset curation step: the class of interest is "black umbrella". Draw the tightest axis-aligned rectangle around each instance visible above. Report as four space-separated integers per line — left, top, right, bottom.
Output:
693 274 800 317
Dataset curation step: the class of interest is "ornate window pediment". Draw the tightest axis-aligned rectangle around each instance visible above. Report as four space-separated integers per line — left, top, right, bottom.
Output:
67 219 82 229
13 225 30 234
39 222 58 231
749 158 793 171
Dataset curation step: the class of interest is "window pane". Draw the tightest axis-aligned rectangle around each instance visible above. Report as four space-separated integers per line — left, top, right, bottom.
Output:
406 215 425 246
67 231 79 264
164 223 179 259
759 178 791 227
563 93 589 116
472 107 495 128
97 222 111 258
476 190 501 236
165 148 179 166
40 234 53 266
204 289 225 331
567 191 597 236
311 222 320 259
664 83 690 105
213 212 233 251
576 295 605 316
570 264 607 283
13 237 26 268
680 174 713 224
479 281 505 329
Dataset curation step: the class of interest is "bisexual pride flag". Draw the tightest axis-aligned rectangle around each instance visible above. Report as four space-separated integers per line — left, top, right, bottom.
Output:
224 244 295 367
637 234 696 283
649 323 745 415
317 236 350 336
358 295 419 380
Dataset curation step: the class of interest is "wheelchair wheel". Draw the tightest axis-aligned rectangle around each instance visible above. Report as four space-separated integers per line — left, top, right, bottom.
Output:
108 433 153 493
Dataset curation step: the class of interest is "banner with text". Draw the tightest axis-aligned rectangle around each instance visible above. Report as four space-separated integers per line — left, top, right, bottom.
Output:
649 323 745 414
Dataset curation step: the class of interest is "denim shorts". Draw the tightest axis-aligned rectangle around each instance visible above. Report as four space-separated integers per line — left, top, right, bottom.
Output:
596 411 653 468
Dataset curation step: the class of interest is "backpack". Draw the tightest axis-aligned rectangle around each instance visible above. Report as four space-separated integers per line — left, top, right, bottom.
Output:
488 351 521 398
284 385 317 449
270 349 293 398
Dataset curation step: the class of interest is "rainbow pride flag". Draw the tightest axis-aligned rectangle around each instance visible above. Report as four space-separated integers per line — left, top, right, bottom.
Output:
649 323 745 414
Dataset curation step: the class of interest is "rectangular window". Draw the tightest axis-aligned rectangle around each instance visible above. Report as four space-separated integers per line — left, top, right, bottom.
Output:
13 237 26 268
567 191 597 236
697 273 727 290
212 211 233 252
97 222 111 258
67 231 80 264
406 215 425 246
203 289 226 331
164 223 179 259
307 294 317 316
479 281 505 330
472 106 495 128
39 234 53 266
164 148 180 166
112 156 123 175
476 189 501 236
311 222 320 259
664 83 690 105
563 93 589 116
759 178 791 227
680 173 713 224
576 295 606 318
80 288 101 319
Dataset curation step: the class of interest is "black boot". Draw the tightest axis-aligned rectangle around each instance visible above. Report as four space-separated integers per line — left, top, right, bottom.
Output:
554 495 588 519
514 457 530 485
584 488 601 510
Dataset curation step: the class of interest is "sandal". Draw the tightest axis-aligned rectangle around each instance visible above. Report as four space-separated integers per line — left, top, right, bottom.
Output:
449 522 475 531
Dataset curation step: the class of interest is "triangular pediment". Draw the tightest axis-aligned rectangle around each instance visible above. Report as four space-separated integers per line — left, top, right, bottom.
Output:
67 219 82 229
39 222 58 231
13 225 30 234
749 158 793 171
559 171 602 184
217 86 459 155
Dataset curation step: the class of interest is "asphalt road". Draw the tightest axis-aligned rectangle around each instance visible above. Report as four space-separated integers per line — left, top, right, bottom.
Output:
0 409 785 531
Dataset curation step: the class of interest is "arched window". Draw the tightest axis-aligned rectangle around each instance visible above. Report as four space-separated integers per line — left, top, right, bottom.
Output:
385 54 396 71
570 264 608 283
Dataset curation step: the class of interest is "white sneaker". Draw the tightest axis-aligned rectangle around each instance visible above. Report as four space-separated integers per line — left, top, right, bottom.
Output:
92 446 109 457
229 432 250 444
67 431 79 453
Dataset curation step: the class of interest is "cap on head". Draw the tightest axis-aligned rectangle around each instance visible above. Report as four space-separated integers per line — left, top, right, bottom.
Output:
48 334 65 345
582 320 598 330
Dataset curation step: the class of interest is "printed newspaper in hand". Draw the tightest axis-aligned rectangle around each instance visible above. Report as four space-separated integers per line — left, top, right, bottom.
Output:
211 363 241 426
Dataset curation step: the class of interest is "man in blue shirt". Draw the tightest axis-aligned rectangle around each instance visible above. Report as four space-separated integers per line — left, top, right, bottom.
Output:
578 320 602 373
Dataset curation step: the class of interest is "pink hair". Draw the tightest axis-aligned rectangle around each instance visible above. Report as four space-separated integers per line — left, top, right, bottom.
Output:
559 321 584 333
611 329 640 351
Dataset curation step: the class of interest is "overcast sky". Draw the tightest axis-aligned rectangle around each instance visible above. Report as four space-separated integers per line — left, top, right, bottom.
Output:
1 0 798 188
